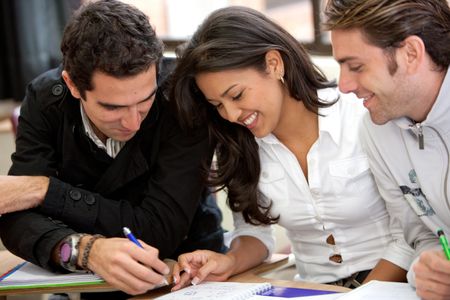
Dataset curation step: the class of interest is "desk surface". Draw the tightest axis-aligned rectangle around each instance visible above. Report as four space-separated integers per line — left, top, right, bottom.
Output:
0 250 349 299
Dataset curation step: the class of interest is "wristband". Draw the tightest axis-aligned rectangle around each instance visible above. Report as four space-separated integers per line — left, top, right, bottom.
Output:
81 234 105 272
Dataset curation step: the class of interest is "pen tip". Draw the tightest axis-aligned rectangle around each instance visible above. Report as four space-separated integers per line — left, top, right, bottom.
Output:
123 227 131 235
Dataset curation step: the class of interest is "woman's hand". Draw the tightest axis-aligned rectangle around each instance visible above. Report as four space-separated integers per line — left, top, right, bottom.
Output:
171 250 236 291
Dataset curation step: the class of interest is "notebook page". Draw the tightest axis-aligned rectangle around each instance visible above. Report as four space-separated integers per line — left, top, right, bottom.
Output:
0 262 103 287
155 281 272 300
336 281 419 300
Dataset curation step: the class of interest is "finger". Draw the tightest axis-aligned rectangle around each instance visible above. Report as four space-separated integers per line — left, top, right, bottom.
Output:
103 243 166 287
171 271 193 291
126 257 168 286
191 258 220 284
418 252 450 283
177 255 194 275
99 264 156 295
134 241 170 276
415 283 448 300
177 251 207 274
172 263 185 285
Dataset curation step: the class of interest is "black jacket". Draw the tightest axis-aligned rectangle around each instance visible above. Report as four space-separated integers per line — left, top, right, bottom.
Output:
0 60 225 271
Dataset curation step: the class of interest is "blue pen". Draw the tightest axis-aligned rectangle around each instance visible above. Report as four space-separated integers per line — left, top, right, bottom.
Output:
123 227 143 248
123 227 170 286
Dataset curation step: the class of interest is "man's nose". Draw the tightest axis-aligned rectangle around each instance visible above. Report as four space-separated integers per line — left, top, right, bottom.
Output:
122 105 141 131
338 69 358 94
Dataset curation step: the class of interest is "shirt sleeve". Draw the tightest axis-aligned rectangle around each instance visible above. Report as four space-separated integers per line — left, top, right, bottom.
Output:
359 115 438 271
227 211 275 259
0 80 76 269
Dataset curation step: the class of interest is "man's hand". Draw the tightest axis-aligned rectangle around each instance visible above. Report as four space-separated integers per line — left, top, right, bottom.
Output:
0 175 49 214
80 237 170 295
171 250 235 291
414 249 450 299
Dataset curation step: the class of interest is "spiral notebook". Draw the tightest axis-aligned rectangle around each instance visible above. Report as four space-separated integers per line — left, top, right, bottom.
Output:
155 281 273 300
0 262 104 290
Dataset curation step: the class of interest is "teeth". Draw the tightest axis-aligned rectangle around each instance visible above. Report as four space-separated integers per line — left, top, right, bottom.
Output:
362 94 374 101
243 112 257 126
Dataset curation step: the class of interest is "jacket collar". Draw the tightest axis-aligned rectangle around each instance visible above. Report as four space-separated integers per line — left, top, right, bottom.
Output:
60 86 163 194
394 68 450 131
94 99 162 194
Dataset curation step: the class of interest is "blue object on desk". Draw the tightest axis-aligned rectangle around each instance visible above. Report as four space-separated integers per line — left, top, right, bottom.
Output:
0 262 27 281
260 286 339 298
123 227 143 248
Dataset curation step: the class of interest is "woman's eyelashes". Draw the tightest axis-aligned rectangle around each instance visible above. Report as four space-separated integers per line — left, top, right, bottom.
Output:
208 90 244 110
231 91 243 101
349 65 363 72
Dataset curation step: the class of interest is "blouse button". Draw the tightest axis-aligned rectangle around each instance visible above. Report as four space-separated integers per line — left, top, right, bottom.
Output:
329 254 343 263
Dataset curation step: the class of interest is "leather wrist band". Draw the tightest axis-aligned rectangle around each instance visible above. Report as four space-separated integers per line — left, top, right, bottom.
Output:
81 234 104 272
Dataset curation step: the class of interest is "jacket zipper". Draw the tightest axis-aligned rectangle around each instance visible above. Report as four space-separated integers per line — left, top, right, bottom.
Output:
428 126 450 212
411 123 424 150
406 123 450 212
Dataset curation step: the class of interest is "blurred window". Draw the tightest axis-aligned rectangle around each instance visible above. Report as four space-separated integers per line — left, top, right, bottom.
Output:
102 0 331 55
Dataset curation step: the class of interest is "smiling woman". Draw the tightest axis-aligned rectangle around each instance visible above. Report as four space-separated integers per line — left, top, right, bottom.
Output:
168 6 414 291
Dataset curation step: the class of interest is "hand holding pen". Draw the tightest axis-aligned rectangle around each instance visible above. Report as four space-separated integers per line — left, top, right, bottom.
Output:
74 231 170 295
413 229 450 299
123 227 172 286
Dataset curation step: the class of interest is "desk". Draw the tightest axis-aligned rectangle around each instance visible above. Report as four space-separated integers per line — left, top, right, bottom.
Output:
0 251 349 299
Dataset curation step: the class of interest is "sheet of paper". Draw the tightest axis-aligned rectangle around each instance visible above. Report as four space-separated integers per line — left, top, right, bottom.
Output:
336 281 419 300
155 281 273 300
0 262 103 289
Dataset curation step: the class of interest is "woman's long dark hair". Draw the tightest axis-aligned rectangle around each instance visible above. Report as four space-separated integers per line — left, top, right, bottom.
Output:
171 6 336 225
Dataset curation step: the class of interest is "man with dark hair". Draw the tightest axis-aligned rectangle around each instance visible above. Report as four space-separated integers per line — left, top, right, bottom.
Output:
324 0 450 299
0 0 224 296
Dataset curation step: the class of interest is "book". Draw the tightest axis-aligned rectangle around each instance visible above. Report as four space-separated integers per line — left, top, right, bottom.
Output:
155 281 273 300
0 262 104 290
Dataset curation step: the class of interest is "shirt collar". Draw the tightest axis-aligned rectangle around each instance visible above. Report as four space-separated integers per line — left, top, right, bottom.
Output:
317 88 342 146
256 88 342 146
79 103 125 158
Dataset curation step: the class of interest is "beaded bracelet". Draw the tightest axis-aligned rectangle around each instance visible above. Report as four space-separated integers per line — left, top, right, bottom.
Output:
81 234 105 272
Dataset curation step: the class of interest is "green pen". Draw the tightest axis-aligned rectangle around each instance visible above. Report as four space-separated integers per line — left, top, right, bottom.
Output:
437 229 450 260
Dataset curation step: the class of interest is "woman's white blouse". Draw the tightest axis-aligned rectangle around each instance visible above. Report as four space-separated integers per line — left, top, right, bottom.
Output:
229 88 413 283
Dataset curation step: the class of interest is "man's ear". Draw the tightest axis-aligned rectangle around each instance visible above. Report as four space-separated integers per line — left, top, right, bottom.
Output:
400 35 426 74
265 50 284 78
61 70 82 99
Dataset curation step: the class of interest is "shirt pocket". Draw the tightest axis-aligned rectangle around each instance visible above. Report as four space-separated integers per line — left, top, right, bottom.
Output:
258 162 289 208
328 155 373 196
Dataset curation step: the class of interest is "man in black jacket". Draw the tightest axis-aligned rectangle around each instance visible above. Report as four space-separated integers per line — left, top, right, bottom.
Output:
0 0 224 295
